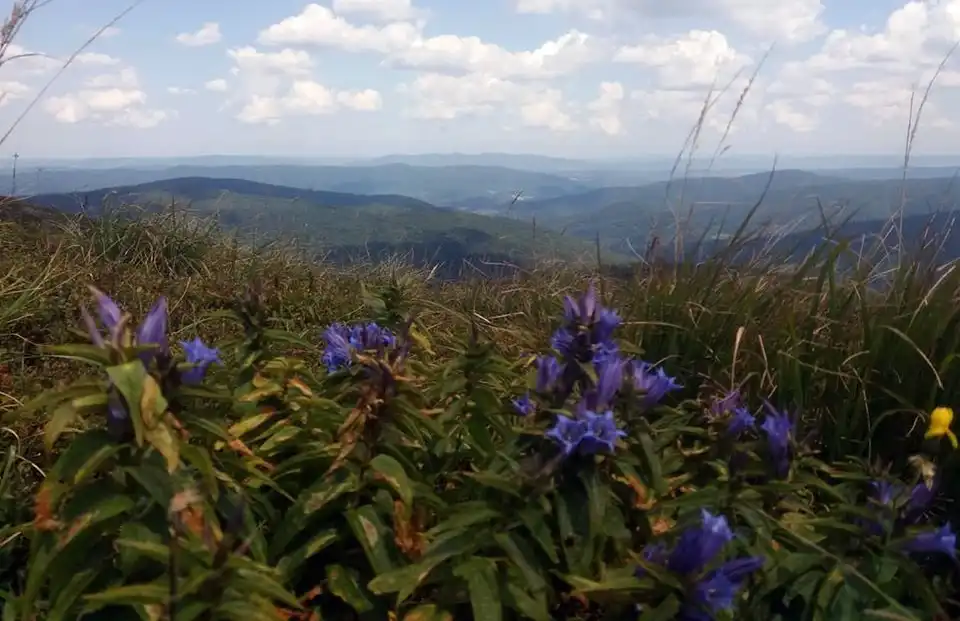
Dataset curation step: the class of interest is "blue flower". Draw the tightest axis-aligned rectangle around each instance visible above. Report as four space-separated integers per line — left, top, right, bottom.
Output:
871 480 904 507
180 337 221 384
321 321 396 373
727 407 756 436
552 284 621 366
545 414 589 456
639 510 763 620
630 361 682 409
535 355 563 393
710 390 742 416
904 481 937 524
582 357 625 411
513 393 535 416
667 510 734 575
579 409 627 454
902 524 956 557
683 556 765 620
760 403 793 477
82 288 169 363
546 408 625 456
136 296 169 364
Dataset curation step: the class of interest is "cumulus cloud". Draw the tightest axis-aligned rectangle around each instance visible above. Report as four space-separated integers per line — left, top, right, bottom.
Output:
588 82 624 135
175 22 222 47
615 30 751 88
235 80 384 124
398 72 576 131
42 66 168 128
258 4 602 79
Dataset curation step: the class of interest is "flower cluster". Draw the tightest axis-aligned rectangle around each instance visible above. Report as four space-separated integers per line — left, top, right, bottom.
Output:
321 321 397 372
520 284 682 457
638 510 764 620
82 288 221 439
864 477 956 556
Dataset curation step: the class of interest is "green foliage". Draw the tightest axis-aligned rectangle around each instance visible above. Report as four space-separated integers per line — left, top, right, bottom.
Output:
1 278 957 620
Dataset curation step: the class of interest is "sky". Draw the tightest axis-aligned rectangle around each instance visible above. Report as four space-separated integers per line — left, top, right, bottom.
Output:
0 0 959 159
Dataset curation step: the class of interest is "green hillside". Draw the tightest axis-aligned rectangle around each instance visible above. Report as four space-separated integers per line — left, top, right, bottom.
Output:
29 177 617 275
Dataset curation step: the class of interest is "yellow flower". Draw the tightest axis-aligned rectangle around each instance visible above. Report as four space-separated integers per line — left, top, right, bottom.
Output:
924 406 958 448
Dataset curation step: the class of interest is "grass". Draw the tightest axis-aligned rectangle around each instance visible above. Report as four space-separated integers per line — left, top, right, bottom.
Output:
2 196 959 470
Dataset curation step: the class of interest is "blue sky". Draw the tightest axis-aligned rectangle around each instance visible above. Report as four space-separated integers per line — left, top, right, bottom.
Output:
0 0 959 159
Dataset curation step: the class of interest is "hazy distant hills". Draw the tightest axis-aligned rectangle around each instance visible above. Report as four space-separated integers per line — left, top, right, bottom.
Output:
28 177 610 276
20 163 617 210
18 158 960 271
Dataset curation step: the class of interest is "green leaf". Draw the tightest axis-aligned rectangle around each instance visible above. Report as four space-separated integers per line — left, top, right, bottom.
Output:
326 564 375 613
346 505 399 575
47 569 98 621
494 533 546 592
106 360 148 447
638 595 680 620
454 558 502 621
636 432 666 495
277 528 339 579
83 583 167 606
369 454 414 507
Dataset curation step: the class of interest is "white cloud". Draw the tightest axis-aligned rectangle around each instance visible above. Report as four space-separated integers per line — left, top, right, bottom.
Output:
75 52 120 66
398 72 576 132
513 0 825 42
227 46 314 75
84 67 139 89
205 78 228 91
167 86 195 95
258 4 418 52
615 30 751 88
99 26 121 38
258 4 600 79
520 89 576 131
337 88 383 110
42 85 168 128
587 81 624 135
175 22 222 47
235 80 384 123
766 100 817 132
0 80 29 106
331 0 420 22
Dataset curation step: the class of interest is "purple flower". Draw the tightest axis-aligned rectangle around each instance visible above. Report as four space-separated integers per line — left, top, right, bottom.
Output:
546 408 625 457
180 337 221 384
635 542 669 578
321 321 396 373
727 408 756 437
667 510 734 575
639 510 763 619
82 288 169 363
630 361 682 409
106 386 132 441
871 480 904 507
902 524 956 558
513 393 535 416
545 414 589 456
582 357 625 411
760 403 793 477
552 284 621 366
535 355 563 393
579 410 627 454
683 556 765 619
710 390 742 417
136 296 169 364
904 481 937 523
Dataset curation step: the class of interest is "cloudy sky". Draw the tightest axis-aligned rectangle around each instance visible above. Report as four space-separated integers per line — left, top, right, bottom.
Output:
0 0 958 159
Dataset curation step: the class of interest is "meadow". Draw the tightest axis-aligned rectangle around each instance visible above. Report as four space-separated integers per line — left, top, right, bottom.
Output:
0 193 958 620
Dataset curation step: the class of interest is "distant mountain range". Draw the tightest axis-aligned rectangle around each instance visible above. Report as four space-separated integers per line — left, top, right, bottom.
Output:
26 177 611 277
14 160 960 273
